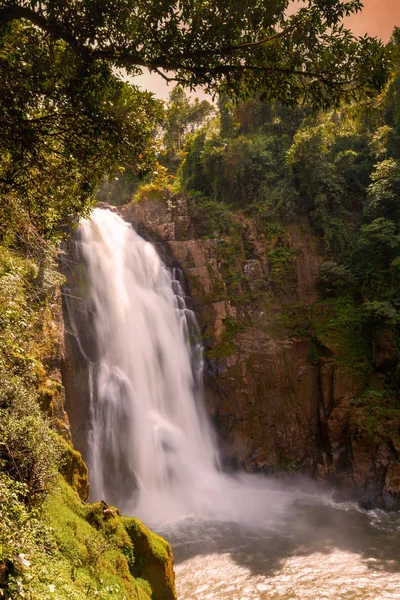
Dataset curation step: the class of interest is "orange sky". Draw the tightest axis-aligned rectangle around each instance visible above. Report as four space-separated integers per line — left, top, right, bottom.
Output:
345 0 400 41
134 0 400 99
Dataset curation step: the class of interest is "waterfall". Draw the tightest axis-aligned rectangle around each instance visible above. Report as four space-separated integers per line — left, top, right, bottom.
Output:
71 208 221 521
67 207 296 526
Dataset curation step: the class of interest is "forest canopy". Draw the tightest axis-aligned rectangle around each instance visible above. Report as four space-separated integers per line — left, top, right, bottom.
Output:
0 0 391 103
0 0 392 237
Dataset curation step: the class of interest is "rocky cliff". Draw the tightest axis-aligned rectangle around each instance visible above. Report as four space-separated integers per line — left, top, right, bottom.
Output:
120 190 400 511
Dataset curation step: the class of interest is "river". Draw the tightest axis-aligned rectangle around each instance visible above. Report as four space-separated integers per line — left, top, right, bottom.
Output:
158 481 400 600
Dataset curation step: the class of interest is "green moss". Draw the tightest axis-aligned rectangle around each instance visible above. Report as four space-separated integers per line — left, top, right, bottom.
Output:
185 271 225 305
207 318 243 358
217 235 246 299
349 389 400 445
40 477 176 600
271 302 313 340
123 519 169 565
59 438 90 502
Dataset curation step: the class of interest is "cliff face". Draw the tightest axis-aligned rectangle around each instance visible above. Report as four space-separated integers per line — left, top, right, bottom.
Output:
120 192 400 510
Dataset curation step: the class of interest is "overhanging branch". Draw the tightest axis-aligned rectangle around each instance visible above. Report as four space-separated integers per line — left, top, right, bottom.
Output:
0 6 90 59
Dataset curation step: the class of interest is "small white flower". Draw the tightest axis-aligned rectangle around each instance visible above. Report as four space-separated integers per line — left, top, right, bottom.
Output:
16 554 30 568
16 579 25 597
48 584 55 593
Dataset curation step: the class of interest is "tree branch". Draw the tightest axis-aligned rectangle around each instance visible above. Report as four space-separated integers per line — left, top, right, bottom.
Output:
0 6 90 59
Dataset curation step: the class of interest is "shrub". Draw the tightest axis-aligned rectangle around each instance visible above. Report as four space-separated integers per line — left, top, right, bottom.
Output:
0 375 63 506
0 472 56 599
317 260 352 297
187 191 237 238
0 414 62 506
363 300 399 327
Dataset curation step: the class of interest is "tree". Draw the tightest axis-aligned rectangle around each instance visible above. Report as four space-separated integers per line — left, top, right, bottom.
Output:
162 86 214 172
0 0 391 236
352 218 400 296
0 20 163 238
365 158 400 222
0 0 390 105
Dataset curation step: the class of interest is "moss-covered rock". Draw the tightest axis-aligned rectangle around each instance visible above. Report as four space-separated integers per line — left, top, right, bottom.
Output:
59 438 90 502
123 518 176 600
42 478 177 600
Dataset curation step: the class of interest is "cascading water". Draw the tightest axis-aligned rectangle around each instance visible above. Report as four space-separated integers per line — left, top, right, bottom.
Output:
70 207 224 521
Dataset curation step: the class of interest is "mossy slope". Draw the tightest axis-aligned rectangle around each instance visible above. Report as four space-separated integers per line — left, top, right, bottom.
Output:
41 478 176 600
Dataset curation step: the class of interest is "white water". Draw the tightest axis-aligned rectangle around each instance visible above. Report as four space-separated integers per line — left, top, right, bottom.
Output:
75 208 222 521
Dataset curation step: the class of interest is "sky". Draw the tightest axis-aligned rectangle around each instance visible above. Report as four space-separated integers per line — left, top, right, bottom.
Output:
133 0 400 100
344 0 400 40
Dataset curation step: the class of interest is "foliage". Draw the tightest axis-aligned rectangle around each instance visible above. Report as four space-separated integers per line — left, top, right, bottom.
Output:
176 29 400 402
0 245 62 380
0 20 163 238
0 397 63 506
180 103 301 218
317 260 352 297
0 1 389 237
0 473 57 600
96 168 142 207
363 300 399 328
349 389 400 443
312 296 370 378
162 86 214 173
268 245 294 288
351 217 400 297
0 243 65 509
286 110 373 255
134 161 179 202
0 0 390 106
365 157 400 222
186 191 238 239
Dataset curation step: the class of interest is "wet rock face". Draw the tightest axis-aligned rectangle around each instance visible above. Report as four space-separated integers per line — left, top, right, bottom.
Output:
383 463 400 510
207 334 320 473
110 193 400 509
60 229 97 467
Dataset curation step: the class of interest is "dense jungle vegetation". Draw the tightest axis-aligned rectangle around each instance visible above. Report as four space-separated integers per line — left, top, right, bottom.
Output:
0 0 396 598
176 27 400 350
